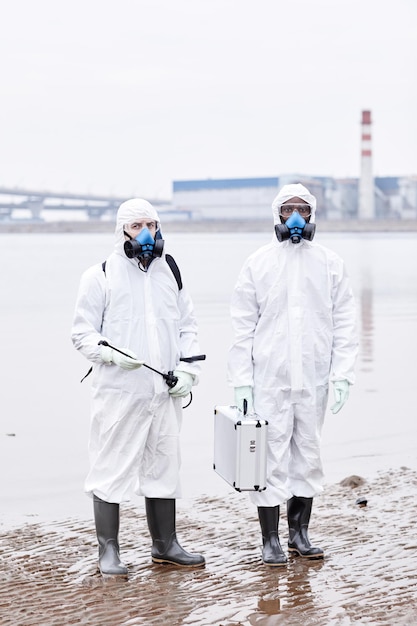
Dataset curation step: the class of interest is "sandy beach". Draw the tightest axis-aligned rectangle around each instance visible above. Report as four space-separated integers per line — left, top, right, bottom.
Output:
1 467 417 626
1 231 416 625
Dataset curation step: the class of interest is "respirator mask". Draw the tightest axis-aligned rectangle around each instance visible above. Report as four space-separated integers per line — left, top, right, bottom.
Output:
274 204 316 244
124 226 164 261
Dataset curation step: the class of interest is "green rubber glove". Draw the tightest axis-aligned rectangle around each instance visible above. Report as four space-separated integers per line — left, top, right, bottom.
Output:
331 380 350 414
168 370 194 398
234 386 254 414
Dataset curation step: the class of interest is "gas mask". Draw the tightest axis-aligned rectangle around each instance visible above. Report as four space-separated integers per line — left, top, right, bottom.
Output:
124 227 164 261
275 210 316 244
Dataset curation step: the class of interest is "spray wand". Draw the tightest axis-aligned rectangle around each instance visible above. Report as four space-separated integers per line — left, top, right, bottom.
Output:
97 340 206 406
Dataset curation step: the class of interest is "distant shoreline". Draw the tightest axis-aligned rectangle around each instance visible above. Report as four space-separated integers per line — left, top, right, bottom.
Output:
0 218 417 233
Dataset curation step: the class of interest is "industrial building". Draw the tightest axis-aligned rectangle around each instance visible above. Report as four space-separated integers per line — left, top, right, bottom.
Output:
172 174 417 221
172 111 416 222
1 110 415 223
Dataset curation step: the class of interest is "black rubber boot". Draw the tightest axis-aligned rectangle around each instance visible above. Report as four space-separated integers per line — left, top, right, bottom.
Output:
287 496 324 559
258 506 287 566
145 498 205 567
93 495 128 576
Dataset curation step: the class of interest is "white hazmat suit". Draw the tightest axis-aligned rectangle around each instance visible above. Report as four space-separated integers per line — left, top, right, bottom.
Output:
72 199 201 504
228 184 358 507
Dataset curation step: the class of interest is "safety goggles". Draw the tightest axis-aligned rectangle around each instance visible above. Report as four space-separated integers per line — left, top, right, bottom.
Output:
279 203 311 217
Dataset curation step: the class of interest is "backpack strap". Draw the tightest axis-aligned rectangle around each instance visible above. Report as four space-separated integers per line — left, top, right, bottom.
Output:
101 256 182 290
165 254 183 290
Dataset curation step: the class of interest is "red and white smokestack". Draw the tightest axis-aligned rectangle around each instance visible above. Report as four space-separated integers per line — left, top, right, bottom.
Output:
358 110 375 219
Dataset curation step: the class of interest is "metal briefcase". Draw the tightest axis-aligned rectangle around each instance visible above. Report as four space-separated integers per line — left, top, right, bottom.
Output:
213 405 268 492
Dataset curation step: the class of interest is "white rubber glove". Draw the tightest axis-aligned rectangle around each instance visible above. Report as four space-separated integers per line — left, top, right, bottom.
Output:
168 370 194 397
331 380 350 414
100 345 144 370
234 386 254 414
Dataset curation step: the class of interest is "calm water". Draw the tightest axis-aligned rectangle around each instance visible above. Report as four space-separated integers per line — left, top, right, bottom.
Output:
0 230 416 527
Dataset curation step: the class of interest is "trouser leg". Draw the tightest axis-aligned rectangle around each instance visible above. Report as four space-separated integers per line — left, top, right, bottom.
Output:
258 506 287 566
93 495 128 576
145 498 205 567
287 496 324 559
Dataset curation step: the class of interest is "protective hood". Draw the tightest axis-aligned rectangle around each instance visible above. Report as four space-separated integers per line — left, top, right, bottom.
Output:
272 183 317 225
115 198 160 251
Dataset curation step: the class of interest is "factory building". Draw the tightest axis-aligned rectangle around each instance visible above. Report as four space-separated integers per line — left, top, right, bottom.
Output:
172 177 280 220
172 111 416 221
173 174 417 221
173 175 329 221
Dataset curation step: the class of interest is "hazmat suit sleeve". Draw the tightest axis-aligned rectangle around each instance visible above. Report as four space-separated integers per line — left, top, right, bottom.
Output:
330 257 358 385
175 284 201 384
227 260 259 387
71 264 108 364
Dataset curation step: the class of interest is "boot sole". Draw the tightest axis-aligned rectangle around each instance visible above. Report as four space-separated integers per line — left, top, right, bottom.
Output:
262 560 287 567
151 557 206 568
288 547 324 560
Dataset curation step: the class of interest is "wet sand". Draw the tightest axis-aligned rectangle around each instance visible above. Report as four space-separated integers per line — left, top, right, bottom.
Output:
1 467 417 626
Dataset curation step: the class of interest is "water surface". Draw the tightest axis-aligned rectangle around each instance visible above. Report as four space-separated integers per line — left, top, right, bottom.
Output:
0 230 416 527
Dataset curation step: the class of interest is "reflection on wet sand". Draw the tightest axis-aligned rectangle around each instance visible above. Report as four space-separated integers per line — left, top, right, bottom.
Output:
247 559 325 625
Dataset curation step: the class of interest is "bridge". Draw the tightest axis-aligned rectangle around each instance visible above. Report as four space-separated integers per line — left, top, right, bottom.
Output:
0 187 174 221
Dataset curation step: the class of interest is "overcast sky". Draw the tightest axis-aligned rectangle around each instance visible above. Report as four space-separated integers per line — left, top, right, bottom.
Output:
1 0 416 199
